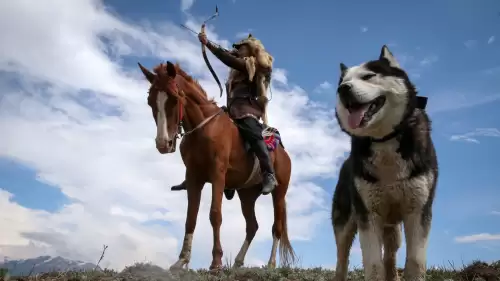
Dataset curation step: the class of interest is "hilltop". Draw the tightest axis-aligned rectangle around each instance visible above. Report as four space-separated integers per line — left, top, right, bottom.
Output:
1 260 499 281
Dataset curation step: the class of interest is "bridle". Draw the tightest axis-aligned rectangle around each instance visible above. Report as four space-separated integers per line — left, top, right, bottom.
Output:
166 84 222 141
167 82 185 140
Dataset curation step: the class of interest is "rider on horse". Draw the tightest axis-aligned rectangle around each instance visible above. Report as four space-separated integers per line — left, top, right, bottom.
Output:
170 33 277 196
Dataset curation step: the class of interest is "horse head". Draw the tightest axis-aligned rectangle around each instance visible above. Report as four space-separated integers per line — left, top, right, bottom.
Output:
138 61 185 154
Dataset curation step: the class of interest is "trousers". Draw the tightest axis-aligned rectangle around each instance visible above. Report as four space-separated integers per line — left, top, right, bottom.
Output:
234 116 274 176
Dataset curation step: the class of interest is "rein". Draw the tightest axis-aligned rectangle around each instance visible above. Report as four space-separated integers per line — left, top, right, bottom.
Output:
179 110 223 138
174 89 223 139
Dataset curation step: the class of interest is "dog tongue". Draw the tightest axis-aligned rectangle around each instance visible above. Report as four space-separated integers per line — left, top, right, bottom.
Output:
347 106 368 129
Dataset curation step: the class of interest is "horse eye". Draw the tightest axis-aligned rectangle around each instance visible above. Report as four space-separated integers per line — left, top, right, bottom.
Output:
361 74 376 81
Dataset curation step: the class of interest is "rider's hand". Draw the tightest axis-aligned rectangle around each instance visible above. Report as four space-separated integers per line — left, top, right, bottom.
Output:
198 32 208 45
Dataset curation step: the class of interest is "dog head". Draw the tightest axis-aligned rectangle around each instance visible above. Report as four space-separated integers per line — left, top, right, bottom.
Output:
335 45 417 139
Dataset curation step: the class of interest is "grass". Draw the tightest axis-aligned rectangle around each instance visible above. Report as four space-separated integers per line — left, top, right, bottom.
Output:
2 260 499 281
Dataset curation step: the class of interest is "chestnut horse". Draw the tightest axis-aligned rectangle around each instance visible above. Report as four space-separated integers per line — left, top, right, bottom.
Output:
137 61 296 270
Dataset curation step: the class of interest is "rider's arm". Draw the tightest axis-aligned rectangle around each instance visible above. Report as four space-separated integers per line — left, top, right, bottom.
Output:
206 42 248 73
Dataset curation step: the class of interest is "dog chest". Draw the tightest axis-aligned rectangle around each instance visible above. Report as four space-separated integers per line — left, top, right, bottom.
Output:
367 140 411 183
354 140 433 216
355 174 432 216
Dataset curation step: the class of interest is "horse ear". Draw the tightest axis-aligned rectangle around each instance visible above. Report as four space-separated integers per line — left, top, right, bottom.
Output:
248 33 253 38
166 61 177 78
138 62 155 84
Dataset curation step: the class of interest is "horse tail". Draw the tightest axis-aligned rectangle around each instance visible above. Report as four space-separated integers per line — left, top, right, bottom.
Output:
279 199 297 267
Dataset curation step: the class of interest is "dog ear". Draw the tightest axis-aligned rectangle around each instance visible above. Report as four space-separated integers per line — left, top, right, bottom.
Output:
339 63 348 77
338 63 348 86
166 61 177 78
379 45 400 68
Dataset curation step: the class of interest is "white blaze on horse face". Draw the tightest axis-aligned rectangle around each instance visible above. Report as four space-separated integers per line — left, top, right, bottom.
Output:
155 91 169 144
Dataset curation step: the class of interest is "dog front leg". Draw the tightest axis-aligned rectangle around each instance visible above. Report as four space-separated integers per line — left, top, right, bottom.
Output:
403 212 430 281
358 215 385 281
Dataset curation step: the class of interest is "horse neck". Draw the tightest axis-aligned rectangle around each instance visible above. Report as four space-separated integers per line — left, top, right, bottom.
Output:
181 89 220 132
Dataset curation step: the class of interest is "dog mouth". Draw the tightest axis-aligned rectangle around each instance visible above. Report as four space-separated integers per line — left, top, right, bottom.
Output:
344 96 386 129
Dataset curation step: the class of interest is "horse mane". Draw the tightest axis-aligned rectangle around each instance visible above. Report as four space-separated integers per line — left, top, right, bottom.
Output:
174 64 210 97
153 62 217 104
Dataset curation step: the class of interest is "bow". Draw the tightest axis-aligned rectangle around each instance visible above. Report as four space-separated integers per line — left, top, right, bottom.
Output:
200 6 223 97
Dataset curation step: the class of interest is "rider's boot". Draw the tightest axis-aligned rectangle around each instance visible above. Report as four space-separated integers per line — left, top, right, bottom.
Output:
224 189 235 200
251 139 278 195
171 181 186 191
170 180 235 200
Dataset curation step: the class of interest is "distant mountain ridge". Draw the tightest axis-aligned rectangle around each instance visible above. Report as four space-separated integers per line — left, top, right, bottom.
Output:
0 256 99 276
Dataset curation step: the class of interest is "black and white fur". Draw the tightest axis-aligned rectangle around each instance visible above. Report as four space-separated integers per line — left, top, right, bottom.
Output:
331 45 438 281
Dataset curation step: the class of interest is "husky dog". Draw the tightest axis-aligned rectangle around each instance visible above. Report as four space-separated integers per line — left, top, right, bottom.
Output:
331 45 438 281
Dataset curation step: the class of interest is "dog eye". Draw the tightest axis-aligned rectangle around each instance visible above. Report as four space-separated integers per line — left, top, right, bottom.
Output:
361 74 376 80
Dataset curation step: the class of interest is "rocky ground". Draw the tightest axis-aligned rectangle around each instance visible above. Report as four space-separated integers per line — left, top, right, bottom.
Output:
2 260 499 281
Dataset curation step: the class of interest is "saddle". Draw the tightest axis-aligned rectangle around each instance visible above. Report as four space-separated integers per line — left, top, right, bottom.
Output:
221 105 284 200
170 106 284 200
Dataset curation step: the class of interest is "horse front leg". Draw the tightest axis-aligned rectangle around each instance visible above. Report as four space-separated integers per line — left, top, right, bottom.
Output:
233 186 261 268
209 164 226 271
170 175 204 270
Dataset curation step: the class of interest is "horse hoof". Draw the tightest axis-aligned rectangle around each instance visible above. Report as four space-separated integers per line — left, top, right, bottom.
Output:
169 260 187 272
232 261 244 269
209 264 223 273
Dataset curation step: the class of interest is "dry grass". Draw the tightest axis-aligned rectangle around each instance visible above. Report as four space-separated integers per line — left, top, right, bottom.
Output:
2 260 499 281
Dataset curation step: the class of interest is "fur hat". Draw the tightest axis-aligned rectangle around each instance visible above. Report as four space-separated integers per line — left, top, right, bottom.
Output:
232 34 274 72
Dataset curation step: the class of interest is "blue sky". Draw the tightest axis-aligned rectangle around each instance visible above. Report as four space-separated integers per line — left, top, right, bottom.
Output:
0 0 499 271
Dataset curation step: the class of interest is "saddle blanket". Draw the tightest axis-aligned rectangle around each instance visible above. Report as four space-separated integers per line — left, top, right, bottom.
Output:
263 126 282 151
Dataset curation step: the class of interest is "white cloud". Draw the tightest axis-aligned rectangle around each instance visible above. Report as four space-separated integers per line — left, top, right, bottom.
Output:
455 233 500 243
393 51 438 80
419 55 439 66
272 68 288 85
181 0 195 11
360 26 368 33
464 39 477 49
428 92 500 113
314 81 333 93
482 66 500 76
235 29 253 39
491 211 500 216
487 35 495 44
449 135 480 144
450 128 500 144
0 0 349 271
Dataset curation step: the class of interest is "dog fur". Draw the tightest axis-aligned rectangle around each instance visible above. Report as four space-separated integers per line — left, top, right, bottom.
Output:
331 45 438 281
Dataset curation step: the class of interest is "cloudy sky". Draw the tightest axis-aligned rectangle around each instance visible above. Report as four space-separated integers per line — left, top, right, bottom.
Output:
1 0 499 271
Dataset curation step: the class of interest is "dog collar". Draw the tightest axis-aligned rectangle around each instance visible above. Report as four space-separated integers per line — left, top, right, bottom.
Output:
416 96 428 110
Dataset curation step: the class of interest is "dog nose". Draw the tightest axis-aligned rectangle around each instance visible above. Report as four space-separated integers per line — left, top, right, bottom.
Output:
338 83 352 99
338 83 360 109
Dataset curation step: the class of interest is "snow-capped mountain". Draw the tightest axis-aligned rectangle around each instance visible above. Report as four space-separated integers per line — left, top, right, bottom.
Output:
0 256 99 276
